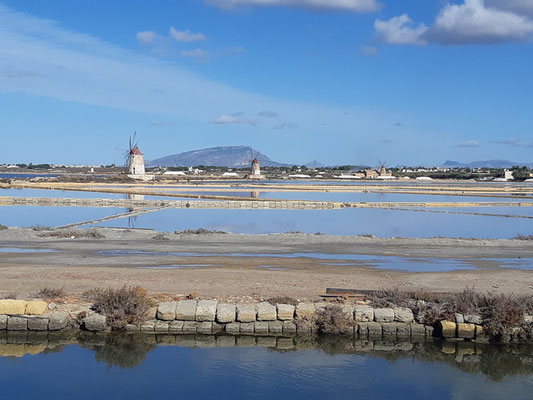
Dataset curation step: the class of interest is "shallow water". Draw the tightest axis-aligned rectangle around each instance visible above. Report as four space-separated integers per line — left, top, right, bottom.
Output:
97 250 533 272
1 333 532 400
0 248 58 253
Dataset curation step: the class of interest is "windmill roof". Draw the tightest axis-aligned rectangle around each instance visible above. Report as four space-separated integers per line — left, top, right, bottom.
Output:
131 146 142 155
252 158 259 163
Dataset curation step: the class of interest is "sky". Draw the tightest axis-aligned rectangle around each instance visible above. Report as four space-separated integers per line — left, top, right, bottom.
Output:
1 0 532 166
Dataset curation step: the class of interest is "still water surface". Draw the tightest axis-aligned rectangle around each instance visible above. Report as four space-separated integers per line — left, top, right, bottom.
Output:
0 334 532 400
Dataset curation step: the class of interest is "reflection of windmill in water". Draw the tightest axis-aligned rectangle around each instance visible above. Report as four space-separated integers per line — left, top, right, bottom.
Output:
123 132 145 176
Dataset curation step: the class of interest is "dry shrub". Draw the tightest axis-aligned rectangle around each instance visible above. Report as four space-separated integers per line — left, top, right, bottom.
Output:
367 288 415 308
315 304 354 335
174 228 226 235
152 233 169 241
513 234 533 240
268 295 298 306
37 286 65 299
91 286 151 330
28 225 52 231
40 229 104 239
481 294 525 340
0 224 8 230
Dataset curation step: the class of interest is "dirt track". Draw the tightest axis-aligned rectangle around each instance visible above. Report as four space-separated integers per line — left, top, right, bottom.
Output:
1 228 532 300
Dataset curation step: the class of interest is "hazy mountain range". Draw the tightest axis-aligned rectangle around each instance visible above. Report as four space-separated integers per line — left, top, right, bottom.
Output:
443 160 533 168
147 146 290 168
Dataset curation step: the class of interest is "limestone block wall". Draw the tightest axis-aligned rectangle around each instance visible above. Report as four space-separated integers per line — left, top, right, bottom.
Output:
1 299 532 343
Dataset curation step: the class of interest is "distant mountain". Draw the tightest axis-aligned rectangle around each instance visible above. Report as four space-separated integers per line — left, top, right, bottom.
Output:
305 160 325 168
147 146 289 168
443 159 533 168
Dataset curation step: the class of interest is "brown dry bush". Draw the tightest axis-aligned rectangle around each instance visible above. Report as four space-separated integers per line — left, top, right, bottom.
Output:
40 229 104 239
268 296 298 306
481 294 525 340
0 224 8 230
91 286 151 330
315 305 355 335
37 286 65 299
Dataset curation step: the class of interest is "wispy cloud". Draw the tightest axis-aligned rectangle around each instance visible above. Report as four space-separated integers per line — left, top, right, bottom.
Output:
169 27 206 42
273 121 298 130
495 138 533 148
136 30 158 45
206 0 382 13
151 121 174 127
258 110 278 118
454 140 480 148
375 0 533 46
181 48 210 60
210 114 259 126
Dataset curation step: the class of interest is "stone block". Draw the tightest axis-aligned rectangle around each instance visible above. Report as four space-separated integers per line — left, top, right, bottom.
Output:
457 323 475 339
276 304 295 320
397 324 411 337
83 314 107 332
212 323 225 333
393 308 414 323
237 336 256 347
182 321 198 333
48 312 69 331
382 323 398 336
525 315 533 324
357 322 369 337
216 304 236 323
156 302 177 321
355 306 374 322
225 322 240 334
196 300 217 322
154 321 170 333
146 306 158 319
7 316 27 331
0 300 27 315
0 315 7 330
410 323 426 337
25 301 48 316
256 336 277 347
425 325 434 337
342 305 354 319
282 321 297 334
296 322 313 333
196 322 213 334
239 322 255 334
125 324 140 332
464 314 483 325
140 320 156 332
295 303 316 320
257 302 277 321
176 300 197 321
169 320 184 333
254 321 269 334
216 335 236 347
268 321 283 334
27 317 49 331
439 320 456 338
367 322 382 336
455 313 464 323
236 304 256 322
374 308 394 323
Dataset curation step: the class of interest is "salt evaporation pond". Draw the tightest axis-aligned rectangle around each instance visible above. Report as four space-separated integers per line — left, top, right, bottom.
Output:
1 334 533 400
90 207 533 239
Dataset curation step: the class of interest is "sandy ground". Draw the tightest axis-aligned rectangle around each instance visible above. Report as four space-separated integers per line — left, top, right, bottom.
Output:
1 228 532 300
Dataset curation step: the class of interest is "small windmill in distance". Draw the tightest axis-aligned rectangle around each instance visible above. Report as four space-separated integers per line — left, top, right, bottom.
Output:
247 147 265 180
123 132 145 176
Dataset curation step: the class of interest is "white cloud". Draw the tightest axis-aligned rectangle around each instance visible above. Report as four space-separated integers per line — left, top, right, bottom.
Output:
136 30 158 45
495 138 533 148
454 140 480 148
273 121 298 129
206 0 382 13
258 110 278 118
376 0 533 46
374 14 428 45
210 115 259 126
181 48 210 60
169 27 206 42
486 0 533 17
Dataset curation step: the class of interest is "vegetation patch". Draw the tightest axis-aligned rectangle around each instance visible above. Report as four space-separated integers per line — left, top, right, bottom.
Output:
174 228 226 235
0 224 7 231
27 225 53 231
90 286 152 330
513 234 533 240
315 304 355 335
40 229 104 239
267 295 298 306
37 286 65 299
152 232 169 241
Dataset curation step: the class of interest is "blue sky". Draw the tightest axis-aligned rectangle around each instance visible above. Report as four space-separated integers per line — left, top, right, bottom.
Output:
1 0 532 166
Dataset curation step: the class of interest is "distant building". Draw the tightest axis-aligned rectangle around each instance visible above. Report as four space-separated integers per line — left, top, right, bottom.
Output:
251 158 261 176
504 169 514 180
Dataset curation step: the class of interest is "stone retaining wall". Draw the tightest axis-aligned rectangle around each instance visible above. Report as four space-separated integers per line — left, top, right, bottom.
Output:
2 299 532 343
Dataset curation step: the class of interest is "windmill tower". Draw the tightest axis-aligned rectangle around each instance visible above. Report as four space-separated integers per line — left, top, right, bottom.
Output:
247 148 265 180
125 132 145 176
379 162 387 177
